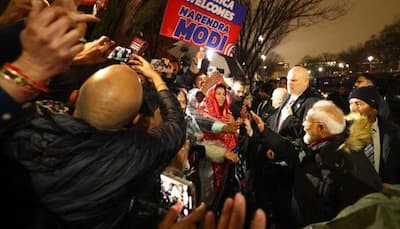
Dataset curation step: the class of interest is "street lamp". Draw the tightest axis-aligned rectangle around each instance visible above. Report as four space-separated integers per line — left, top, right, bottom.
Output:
258 35 264 43
260 54 266 61
367 56 374 72
206 49 215 61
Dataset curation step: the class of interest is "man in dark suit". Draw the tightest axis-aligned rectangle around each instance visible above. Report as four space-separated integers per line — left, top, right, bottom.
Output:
349 86 400 184
274 66 322 141
255 82 274 122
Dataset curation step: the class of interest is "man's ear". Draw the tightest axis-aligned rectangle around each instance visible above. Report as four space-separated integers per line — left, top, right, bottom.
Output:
319 124 328 137
132 114 142 126
132 114 150 129
68 90 79 105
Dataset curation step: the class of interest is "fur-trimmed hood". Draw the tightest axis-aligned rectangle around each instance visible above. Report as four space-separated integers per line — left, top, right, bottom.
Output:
339 113 372 153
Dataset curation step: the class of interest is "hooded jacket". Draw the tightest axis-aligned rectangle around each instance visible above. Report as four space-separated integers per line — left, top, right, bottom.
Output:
2 90 186 229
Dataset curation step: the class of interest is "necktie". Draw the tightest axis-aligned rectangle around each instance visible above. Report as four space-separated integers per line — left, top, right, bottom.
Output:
364 143 374 166
370 126 379 172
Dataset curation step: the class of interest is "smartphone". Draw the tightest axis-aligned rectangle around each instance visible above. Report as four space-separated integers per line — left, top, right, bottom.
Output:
92 0 109 17
160 172 196 217
151 59 167 72
130 37 148 55
107 46 132 62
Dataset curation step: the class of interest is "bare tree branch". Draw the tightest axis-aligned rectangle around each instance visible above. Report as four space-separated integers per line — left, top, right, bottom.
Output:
236 0 349 84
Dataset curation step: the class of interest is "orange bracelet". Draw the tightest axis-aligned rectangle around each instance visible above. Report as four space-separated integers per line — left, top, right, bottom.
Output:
4 62 48 93
0 67 39 98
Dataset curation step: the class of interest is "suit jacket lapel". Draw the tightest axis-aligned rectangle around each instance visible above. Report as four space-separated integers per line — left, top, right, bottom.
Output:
274 95 290 131
378 119 391 162
291 95 304 114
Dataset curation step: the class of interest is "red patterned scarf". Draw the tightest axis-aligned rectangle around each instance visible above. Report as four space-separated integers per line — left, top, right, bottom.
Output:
199 84 237 150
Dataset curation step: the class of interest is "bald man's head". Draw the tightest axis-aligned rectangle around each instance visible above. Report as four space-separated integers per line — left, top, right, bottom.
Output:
271 87 288 109
74 65 143 130
287 66 310 96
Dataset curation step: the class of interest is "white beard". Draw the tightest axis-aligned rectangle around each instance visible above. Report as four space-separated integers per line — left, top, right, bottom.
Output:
303 133 311 144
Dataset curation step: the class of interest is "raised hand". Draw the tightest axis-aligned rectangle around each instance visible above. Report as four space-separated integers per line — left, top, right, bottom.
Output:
13 0 96 83
1 0 99 103
128 54 159 79
250 111 264 133
159 203 206 229
161 58 175 75
128 54 168 91
222 122 240 134
73 36 115 65
225 150 239 163
204 193 266 229
0 0 39 26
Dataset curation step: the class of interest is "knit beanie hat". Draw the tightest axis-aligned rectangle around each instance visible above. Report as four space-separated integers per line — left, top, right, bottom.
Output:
348 86 380 109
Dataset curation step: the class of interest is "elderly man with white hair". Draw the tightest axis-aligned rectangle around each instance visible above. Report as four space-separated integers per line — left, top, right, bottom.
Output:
252 100 382 227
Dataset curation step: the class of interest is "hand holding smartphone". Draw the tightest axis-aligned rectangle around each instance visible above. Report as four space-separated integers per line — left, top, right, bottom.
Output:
151 59 173 72
107 46 132 62
107 37 147 63
160 172 196 217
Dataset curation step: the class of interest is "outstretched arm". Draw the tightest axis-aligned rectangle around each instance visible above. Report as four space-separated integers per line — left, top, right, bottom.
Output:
251 111 299 169
129 54 186 159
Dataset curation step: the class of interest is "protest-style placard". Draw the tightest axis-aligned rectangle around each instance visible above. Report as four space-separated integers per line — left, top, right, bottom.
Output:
160 0 247 56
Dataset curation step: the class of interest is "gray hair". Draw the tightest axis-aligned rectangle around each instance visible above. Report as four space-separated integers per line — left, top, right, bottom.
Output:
308 100 346 135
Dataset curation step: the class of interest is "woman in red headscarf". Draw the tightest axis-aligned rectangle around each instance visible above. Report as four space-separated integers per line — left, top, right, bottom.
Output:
199 83 238 194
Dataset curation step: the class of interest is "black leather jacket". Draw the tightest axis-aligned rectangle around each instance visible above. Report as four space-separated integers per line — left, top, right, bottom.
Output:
2 89 185 229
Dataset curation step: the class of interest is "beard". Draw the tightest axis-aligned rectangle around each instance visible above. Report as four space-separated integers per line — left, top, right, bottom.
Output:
303 133 312 144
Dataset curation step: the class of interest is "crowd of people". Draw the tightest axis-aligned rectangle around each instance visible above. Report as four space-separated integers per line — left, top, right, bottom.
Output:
1 1 399 229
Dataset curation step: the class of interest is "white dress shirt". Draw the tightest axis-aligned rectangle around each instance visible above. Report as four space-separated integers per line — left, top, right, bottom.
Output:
277 95 297 132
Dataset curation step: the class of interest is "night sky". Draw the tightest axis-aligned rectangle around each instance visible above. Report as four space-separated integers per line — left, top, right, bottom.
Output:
273 0 400 66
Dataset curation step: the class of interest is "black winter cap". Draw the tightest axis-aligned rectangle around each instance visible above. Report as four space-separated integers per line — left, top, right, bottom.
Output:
349 86 380 109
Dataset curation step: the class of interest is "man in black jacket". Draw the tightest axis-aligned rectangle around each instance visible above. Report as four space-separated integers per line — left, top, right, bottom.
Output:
274 66 322 141
2 61 186 228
